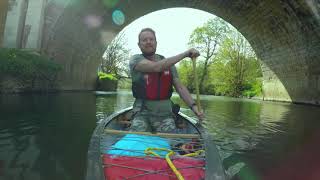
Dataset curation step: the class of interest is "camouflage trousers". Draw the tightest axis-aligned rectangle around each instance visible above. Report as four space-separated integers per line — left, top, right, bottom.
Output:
130 99 176 133
130 113 176 133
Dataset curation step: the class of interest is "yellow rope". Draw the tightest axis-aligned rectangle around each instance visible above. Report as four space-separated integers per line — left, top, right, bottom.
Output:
145 147 204 180
183 150 205 157
144 147 171 157
165 151 184 180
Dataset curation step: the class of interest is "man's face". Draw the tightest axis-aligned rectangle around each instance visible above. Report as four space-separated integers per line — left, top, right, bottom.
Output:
138 31 157 56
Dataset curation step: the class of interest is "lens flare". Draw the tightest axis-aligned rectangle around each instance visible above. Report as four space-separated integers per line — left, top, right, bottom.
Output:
112 10 125 26
84 15 102 28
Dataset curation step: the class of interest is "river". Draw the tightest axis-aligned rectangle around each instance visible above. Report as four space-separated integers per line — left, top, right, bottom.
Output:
1 90 320 180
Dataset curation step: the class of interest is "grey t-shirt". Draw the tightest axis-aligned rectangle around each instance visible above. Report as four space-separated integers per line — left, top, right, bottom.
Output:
129 54 179 80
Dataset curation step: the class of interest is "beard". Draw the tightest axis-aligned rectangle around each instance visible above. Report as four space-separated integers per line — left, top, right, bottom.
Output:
141 47 156 57
142 51 155 56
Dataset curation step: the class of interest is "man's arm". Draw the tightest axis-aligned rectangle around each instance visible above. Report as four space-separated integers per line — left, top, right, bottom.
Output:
134 49 198 73
173 78 204 119
173 78 195 108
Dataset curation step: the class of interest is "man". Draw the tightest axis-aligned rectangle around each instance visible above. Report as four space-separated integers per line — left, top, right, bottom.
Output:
129 28 203 133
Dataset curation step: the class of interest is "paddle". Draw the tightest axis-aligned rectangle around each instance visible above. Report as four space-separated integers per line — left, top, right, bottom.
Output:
191 57 202 119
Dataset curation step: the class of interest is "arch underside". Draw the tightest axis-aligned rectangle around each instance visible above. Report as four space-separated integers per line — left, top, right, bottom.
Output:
39 0 320 105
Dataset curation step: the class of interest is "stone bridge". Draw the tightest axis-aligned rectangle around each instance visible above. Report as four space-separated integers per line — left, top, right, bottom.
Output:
1 0 319 105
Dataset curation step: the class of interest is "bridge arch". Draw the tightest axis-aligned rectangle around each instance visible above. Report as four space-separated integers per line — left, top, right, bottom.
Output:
3 0 320 105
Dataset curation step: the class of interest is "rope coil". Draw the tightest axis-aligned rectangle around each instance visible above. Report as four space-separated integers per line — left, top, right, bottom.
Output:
145 147 204 180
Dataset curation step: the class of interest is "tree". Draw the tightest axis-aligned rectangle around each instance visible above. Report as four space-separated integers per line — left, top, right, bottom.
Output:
188 17 230 93
214 30 262 97
178 60 195 92
101 32 130 79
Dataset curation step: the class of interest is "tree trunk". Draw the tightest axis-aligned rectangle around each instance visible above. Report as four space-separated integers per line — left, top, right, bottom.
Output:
199 57 210 94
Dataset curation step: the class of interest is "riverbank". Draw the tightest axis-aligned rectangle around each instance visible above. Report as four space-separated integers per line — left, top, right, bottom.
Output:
0 48 62 94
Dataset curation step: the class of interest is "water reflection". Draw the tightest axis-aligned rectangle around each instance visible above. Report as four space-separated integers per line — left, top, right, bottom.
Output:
0 92 319 180
95 90 134 122
0 93 97 180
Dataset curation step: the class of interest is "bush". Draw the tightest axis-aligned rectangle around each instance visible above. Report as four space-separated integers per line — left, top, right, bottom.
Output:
0 48 62 92
97 72 118 81
0 48 62 80
96 72 118 91
242 79 262 98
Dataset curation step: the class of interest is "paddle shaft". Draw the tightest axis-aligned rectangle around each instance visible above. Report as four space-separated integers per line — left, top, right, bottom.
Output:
104 129 200 139
192 57 201 112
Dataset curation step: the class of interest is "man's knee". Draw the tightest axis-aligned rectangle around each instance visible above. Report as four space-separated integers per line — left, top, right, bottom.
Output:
157 118 176 133
130 116 149 132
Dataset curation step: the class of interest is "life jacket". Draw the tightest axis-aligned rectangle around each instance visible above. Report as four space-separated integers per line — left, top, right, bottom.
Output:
132 57 173 100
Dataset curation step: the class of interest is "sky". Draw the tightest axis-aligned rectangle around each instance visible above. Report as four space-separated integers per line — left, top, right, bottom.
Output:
118 8 216 57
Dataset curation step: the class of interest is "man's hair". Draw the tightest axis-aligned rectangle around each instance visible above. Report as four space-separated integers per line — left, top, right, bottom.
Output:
138 28 156 42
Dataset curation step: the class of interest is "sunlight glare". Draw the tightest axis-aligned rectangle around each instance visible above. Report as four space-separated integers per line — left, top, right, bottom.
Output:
84 14 102 29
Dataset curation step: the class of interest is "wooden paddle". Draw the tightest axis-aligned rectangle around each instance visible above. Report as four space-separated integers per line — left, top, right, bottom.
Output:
192 57 202 113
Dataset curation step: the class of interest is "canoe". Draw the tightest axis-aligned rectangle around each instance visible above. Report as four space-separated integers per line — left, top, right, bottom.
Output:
86 107 227 180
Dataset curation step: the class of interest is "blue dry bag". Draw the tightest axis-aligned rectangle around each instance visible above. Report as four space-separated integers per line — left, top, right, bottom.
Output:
107 134 170 157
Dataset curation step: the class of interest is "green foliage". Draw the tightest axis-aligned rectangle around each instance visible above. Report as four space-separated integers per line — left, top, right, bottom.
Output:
242 79 263 97
213 31 262 97
210 47 263 97
188 17 230 51
178 60 195 91
99 33 132 90
101 32 130 79
97 72 118 80
188 17 231 93
177 18 263 98
0 48 62 81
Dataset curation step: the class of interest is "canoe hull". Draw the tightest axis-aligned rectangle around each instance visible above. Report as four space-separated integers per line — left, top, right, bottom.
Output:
86 107 227 180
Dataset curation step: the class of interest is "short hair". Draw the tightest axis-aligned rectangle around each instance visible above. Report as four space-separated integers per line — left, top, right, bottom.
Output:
138 28 156 42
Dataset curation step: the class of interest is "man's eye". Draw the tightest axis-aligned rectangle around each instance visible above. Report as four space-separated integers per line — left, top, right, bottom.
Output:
142 38 154 43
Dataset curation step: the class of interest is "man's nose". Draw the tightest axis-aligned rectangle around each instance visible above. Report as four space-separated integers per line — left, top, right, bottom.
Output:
146 39 153 44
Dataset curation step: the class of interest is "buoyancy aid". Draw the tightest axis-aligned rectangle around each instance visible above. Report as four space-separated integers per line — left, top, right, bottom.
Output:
132 58 173 100
132 70 173 100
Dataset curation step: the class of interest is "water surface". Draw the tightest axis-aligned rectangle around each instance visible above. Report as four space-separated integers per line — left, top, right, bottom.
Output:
1 91 320 180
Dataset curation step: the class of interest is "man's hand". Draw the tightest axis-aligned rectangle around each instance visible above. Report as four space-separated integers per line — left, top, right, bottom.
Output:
186 48 200 58
191 105 205 121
